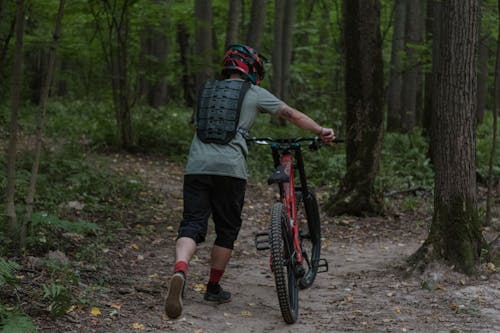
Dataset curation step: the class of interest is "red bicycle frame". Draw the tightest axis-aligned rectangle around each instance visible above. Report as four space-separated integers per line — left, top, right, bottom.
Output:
279 153 303 265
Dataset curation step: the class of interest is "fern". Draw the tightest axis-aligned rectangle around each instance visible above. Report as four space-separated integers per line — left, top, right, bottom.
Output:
0 258 20 288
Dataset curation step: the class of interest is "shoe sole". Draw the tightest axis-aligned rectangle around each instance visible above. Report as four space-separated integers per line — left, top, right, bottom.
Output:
165 274 184 318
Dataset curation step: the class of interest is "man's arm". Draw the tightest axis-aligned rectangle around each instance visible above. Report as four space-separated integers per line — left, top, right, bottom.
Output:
276 104 335 143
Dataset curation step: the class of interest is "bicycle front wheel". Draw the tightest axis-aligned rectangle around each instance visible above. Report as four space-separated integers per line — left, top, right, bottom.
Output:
270 203 299 324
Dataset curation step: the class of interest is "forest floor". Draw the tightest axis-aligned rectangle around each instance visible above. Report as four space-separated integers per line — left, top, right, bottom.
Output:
33 152 500 333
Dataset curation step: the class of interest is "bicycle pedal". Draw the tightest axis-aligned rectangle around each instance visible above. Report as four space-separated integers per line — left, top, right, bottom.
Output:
254 232 270 251
315 258 329 273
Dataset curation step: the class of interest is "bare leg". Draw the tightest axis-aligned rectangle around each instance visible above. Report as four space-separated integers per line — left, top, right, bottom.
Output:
176 237 197 264
210 245 232 270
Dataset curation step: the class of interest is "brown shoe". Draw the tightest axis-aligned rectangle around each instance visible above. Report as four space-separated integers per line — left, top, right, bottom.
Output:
164 272 185 319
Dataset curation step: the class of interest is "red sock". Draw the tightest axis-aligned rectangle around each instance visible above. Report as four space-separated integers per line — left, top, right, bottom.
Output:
208 268 224 284
174 261 188 275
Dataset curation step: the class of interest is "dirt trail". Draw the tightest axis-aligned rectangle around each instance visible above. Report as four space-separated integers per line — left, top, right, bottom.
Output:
36 153 500 333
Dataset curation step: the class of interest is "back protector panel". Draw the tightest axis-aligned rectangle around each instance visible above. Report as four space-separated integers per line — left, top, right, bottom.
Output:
196 80 251 144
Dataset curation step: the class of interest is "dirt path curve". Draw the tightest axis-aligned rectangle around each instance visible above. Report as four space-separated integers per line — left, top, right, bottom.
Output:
38 153 499 333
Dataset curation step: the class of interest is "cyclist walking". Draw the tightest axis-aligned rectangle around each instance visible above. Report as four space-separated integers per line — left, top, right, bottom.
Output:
164 44 335 319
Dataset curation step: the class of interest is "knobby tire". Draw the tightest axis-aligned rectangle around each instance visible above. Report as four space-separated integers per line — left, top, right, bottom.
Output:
270 203 298 324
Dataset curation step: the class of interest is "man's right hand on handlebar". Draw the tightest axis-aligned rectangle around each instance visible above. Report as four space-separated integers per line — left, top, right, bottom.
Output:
317 127 335 144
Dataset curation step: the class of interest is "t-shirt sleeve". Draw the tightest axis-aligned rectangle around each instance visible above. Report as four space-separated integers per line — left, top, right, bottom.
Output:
255 86 285 114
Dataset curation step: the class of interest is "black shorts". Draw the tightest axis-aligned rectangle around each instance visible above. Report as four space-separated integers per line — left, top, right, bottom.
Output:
177 174 247 249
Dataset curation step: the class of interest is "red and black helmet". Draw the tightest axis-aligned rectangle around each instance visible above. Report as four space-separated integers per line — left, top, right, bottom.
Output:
222 44 266 85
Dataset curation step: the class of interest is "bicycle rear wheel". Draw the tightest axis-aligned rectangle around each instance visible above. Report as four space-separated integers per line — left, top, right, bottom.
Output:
270 202 299 324
297 190 321 289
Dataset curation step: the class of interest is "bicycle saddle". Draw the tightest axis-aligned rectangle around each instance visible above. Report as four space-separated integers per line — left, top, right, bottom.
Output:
267 165 290 185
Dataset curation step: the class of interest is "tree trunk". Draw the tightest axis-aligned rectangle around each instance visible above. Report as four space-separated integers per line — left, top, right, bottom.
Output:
6 0 25 241
423 0 441 142
176 22 194 106
271 0 284 98
387 0 406 132
225 0 242 47
476 35 489 125
24 0 65 248
246 0 267 50
271 0 294 126
280 0 295 102
411 0 485 274
139 23 169 108
485 0 500 226
325 0 384 216
90 0 133 149
194 0 213 90
400 0 422 133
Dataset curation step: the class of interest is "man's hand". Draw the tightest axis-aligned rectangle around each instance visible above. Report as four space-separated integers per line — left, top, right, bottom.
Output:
318 127 335 144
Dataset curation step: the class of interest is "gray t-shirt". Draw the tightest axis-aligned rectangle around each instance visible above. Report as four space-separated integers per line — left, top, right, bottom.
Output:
185 79 285 180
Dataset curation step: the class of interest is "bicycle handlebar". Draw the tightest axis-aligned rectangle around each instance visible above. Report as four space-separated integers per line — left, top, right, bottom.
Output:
247 136 344 150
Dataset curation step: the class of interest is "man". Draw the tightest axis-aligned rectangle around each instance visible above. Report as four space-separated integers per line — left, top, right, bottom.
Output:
165 44 334 319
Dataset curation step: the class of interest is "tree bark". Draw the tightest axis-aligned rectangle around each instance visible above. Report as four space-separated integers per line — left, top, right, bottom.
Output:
139 22 169 108
176 22 194 106
485 0 500 226
387 0 406 132
90 0 133 149
225 0 242 47
325 0 385 216
194 0 213 90
411 0 485 274
246 0 267 50
476 35 489 125
24 0 65 248
271 0 284 98
6 0 25 240
400 0 422 133
271 0 294 126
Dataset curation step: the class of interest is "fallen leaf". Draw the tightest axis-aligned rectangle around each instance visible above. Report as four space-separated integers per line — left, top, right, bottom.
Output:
435 284 446 290
90 307 101 316
110 303 122 310
241 310 252 317
130 243 139 250
395 307 401 313
193 283 207 293
132 322 145 330
486 262 496 272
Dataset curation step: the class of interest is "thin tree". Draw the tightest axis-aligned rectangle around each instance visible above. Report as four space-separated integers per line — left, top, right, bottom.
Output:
194 0 213 89
89 0 133 150
486 0 500 226
225 0 242 47
400 0 423 133
23 0 65 247
271 0 295 126
325 0 385 216
246 0 267 50
387 0 406 132
5 0 25 243
410 0 486 274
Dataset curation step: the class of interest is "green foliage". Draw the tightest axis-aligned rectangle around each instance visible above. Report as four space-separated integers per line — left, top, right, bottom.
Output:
133 104 193 158
32 213 99 235
0 258 20 289
476 112 499 181
0 260 35 333
42 283 73 318
0 304 36 333
377 131 434 193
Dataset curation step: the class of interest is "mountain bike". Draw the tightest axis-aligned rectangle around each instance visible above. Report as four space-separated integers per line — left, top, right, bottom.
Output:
248 136 343 324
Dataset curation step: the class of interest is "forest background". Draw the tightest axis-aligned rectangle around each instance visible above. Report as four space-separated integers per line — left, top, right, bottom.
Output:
0 0 498 331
